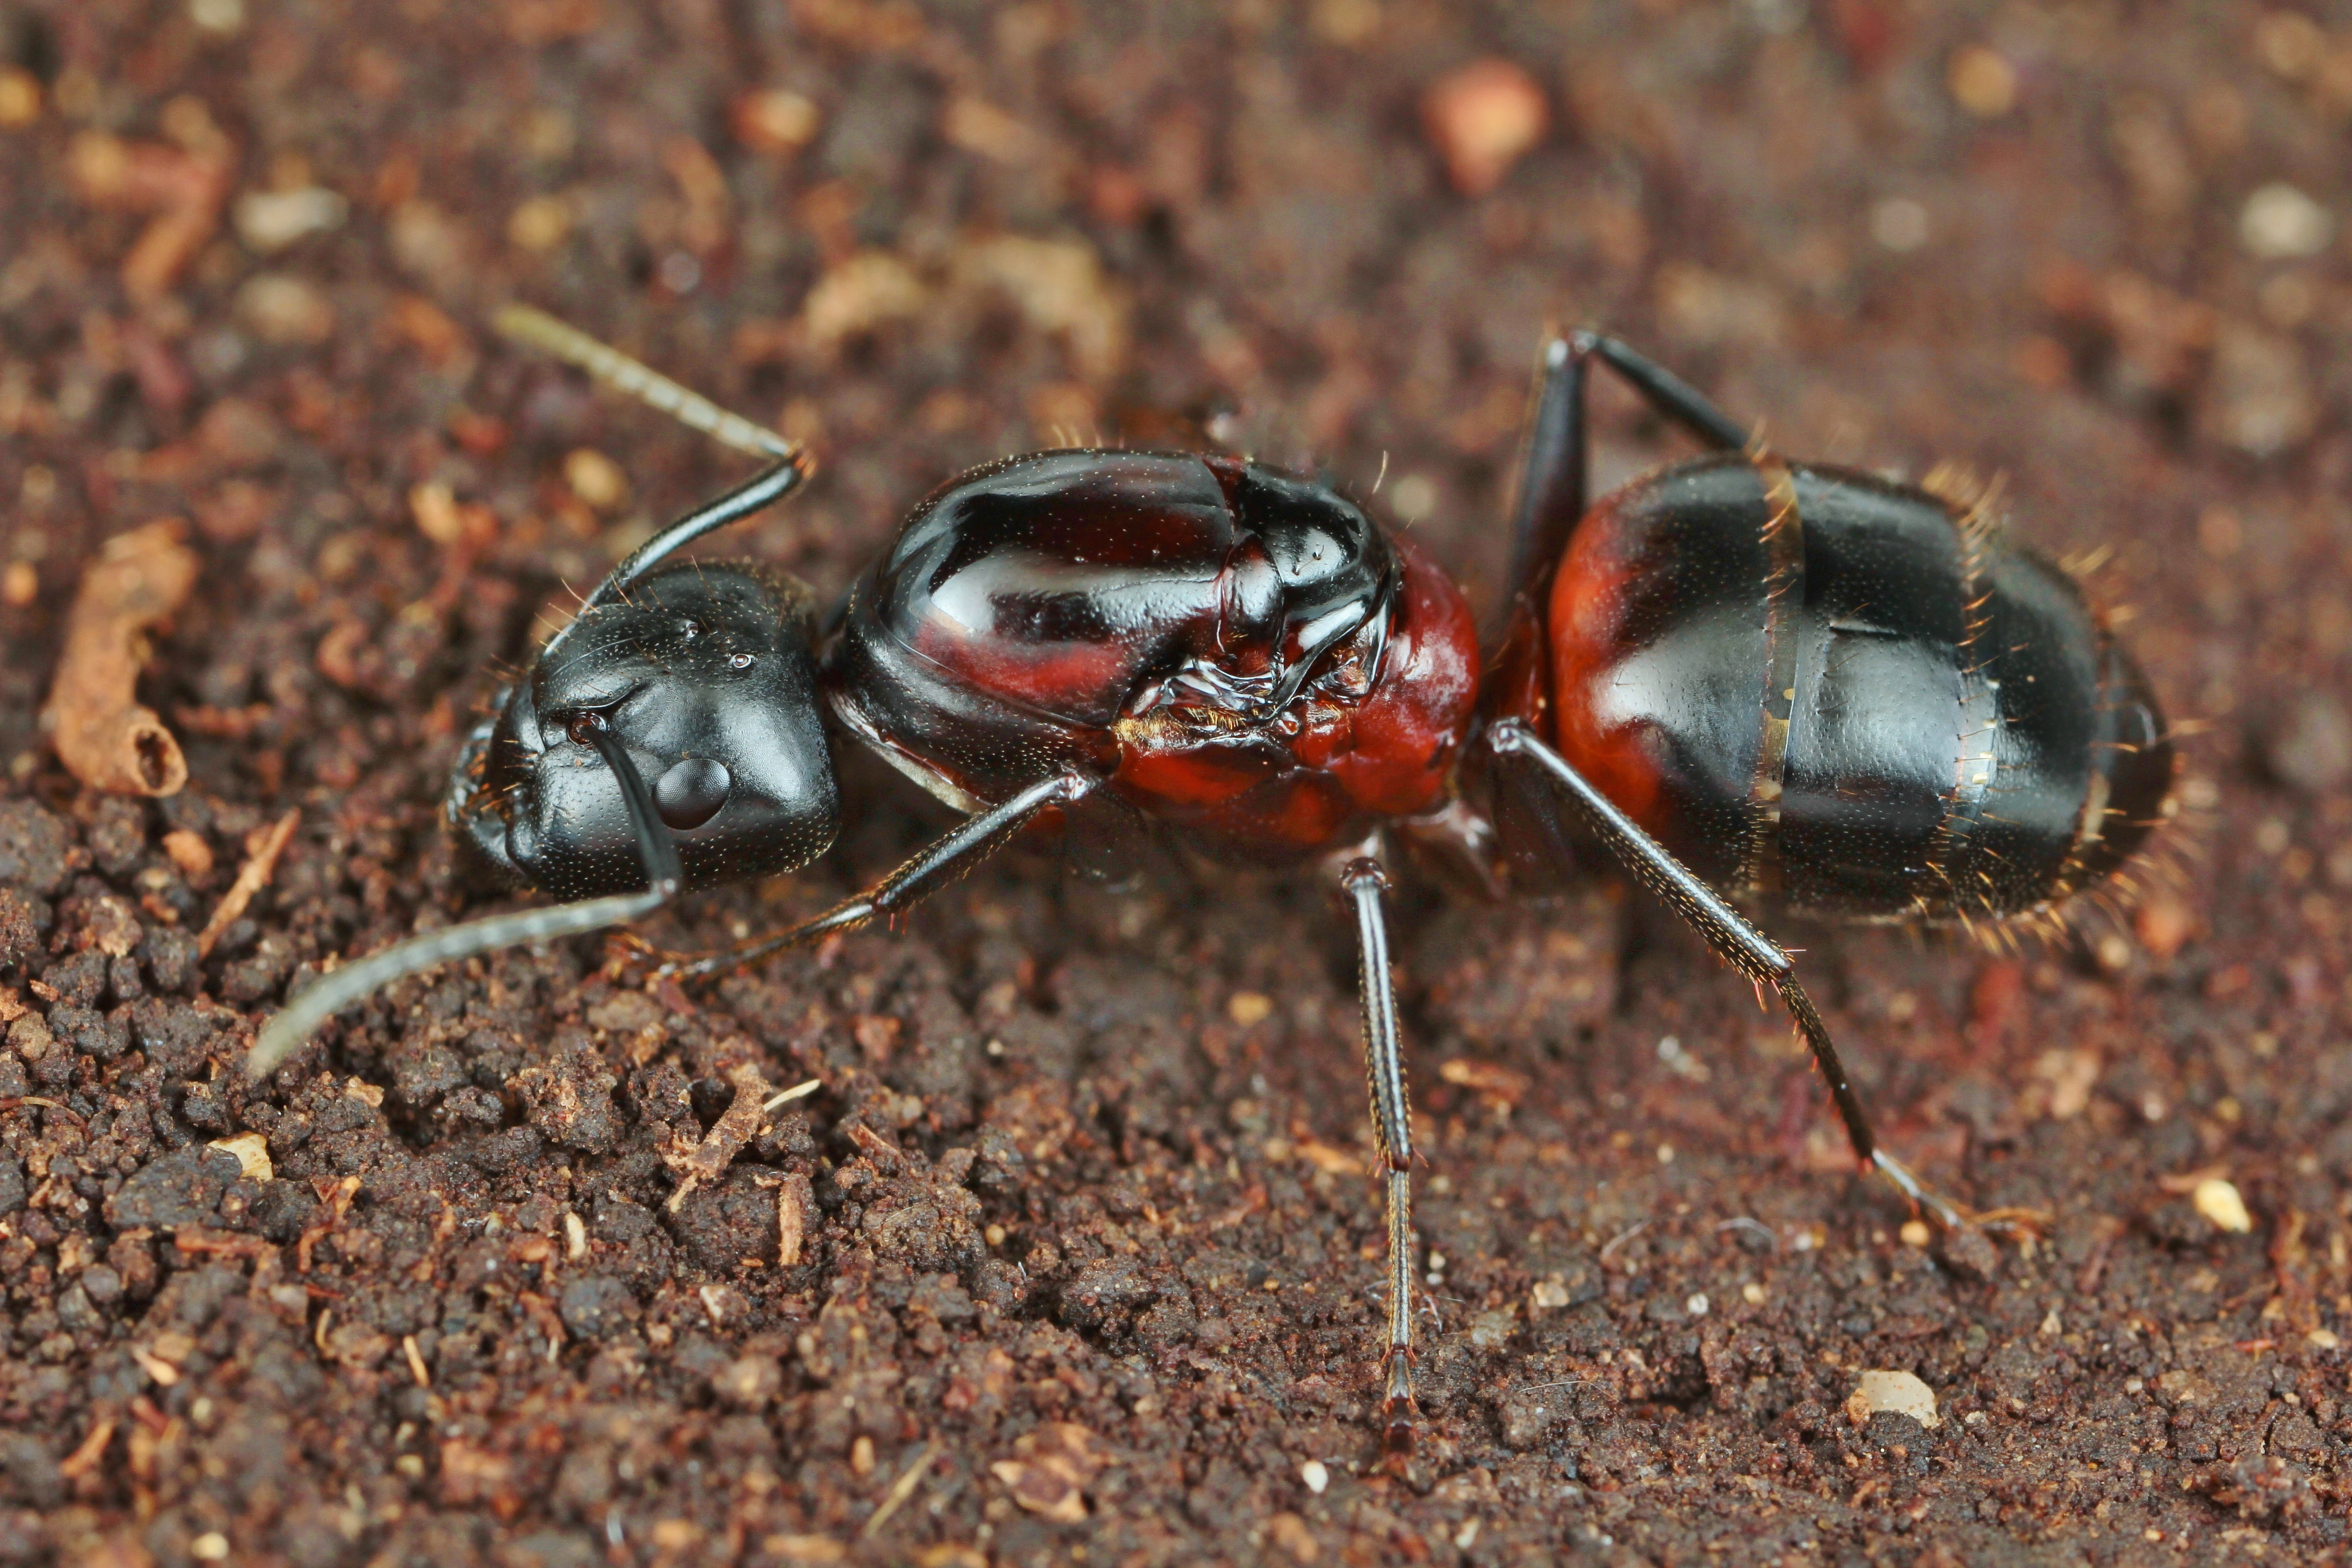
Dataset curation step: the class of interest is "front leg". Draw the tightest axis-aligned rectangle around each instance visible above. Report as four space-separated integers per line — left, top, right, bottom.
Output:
641 770 1099 980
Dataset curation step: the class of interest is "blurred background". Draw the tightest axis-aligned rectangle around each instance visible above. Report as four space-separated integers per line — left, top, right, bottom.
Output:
3 0 2351 1562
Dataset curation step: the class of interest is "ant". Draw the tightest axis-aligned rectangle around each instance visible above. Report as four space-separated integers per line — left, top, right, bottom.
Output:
249 304 2176 1455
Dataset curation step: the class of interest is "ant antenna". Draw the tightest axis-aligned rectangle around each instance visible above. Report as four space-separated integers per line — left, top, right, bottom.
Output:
492 304 798 463
490 304 814 612
245 716 681 1076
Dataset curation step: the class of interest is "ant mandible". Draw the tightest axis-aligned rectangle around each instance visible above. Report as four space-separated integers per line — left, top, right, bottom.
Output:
250 304 2176 1455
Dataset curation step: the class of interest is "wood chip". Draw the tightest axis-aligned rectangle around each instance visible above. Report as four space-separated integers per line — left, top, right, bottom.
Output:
2194 1176 2254 1233
662 1058 773 1212
196 808 299 955
42 519 200 796
207 1132 273 1181
1845 1369 1942 1428
162 828 215 878
1439 1056 1532 1104
57 1419 116 1479
990 1423 1109 1524
778 1172 812 1266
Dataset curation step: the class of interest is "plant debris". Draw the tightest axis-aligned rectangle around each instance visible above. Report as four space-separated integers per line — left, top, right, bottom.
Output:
39 519 199 796
193 808 299 956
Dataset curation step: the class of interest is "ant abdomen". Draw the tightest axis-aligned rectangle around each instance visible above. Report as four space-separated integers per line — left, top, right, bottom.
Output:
1531 451 2173 923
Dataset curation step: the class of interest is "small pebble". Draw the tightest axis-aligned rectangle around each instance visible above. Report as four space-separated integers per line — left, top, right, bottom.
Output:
1421 59 1549 196
162 829 214 879
731 89 822 154
2192 1176 2252 1234
2134 895 2197 961
234 186 347 253
0 68 40 126
2263 692 2352 796
234 273 335 345
2197 320 2314 457
1947 46 2018 117
1845 1369 1941 1429
564 449 629 511
410 483 464 545
507 195 573 253
2240 183 2333 259
1310 0 1381 45
208 1132 273 1182
1899 1220 1932 1248
1871 197 1931 252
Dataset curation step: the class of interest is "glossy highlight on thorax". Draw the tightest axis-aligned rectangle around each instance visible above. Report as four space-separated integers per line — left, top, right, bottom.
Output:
825 448 1478 855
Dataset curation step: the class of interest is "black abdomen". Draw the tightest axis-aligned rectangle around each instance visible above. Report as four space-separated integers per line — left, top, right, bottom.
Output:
1545 455 2172 921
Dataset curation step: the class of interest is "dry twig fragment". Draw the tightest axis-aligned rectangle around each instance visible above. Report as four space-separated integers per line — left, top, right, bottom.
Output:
44 519 201 796
662 1057 774 1210
67 124 235 300
207 1132 273 1181
990 1423 1109 1523
58 1420 116 1479
196 808 299 956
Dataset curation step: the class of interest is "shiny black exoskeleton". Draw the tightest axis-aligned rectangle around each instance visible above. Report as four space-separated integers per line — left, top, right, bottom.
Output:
451 560 836 900
254 308 2176 1459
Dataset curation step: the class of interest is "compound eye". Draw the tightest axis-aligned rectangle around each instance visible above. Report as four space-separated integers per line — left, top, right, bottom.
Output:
654 756 732 830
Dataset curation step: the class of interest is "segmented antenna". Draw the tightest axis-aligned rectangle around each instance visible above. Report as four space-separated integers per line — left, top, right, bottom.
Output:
492 303 801 463
245 888 664 1074
246 719 682 1077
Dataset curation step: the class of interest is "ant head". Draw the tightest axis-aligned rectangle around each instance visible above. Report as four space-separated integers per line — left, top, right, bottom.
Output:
450 559 838 899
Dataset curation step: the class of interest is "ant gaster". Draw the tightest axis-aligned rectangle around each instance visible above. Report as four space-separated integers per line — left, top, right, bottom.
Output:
252 305 2177 1455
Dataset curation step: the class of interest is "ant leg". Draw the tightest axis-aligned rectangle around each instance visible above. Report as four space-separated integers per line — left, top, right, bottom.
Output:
647 772 1098 981
1481 720 1967 1230
248 715 682 1076
1340 857 1421 1457
491 305 814 609
1569 331 1750 453
1501 330 1751 631
584 458 807 611
1499 336 1591 611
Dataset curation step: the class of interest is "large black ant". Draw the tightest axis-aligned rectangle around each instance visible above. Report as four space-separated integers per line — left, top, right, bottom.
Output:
249 305 2176 1454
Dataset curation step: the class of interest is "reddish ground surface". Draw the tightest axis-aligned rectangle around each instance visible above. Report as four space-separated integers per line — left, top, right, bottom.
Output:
3 1 2351 1563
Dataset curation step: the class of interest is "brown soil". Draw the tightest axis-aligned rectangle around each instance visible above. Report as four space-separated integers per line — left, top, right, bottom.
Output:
3 2 2350 1564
